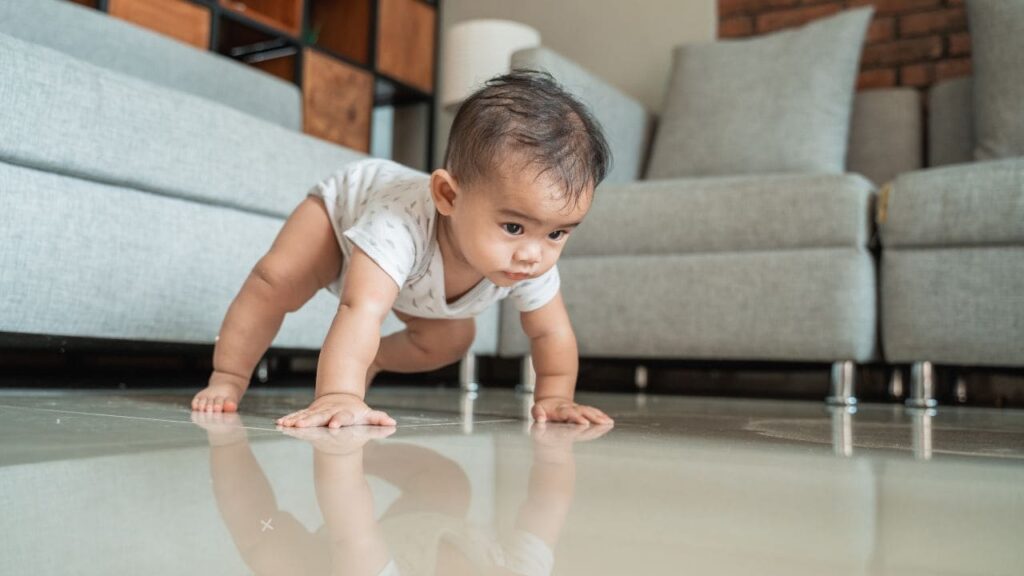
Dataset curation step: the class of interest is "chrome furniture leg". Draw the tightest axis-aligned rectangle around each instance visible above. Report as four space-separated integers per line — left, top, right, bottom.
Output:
519 354 536 394
906 361 938 409
459 352 479 393
826 361 857 407
634 364 649 391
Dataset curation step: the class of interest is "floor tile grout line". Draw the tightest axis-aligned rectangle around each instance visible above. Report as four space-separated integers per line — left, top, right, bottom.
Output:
0 403 521 431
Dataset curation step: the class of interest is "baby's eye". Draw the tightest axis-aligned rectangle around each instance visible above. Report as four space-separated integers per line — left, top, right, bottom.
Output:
548 230 568 241
502 223 523 235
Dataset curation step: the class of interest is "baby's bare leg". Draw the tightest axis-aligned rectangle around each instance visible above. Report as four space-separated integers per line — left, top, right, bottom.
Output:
193 196 343 412
366 312 475 385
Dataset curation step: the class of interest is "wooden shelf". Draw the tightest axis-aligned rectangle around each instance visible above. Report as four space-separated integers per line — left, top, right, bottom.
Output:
109 0 211 50
216 12 299 83
376 0 436 93
303 48 373 153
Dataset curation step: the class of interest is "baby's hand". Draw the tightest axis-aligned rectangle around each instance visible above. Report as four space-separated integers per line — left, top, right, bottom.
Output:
531 396 614 426
276 392 397 429
191 371 248 413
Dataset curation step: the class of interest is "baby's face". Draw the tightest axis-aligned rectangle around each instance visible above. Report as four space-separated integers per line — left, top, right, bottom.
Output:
450 168 592 288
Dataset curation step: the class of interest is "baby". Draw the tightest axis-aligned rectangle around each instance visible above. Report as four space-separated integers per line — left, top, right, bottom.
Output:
191 70 614 428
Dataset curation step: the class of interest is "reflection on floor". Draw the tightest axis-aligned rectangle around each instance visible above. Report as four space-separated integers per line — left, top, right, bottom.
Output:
1 386 1022 575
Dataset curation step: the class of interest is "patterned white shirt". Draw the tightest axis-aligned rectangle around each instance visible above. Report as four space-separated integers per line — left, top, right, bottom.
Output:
307 158 560 319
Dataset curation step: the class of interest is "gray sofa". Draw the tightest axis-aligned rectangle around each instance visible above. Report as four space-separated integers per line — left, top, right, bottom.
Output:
0 0 502 368
498 46 1022 405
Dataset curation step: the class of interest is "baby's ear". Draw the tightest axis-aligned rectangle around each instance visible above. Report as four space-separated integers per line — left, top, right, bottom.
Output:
430 169 459 215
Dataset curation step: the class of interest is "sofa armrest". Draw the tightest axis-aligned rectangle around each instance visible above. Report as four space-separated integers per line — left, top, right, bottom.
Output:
510 46 654 184
878 157 1024 248
847 87 923 187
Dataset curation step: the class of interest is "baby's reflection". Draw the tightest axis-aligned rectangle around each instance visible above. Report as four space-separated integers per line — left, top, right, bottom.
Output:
191 411 611 575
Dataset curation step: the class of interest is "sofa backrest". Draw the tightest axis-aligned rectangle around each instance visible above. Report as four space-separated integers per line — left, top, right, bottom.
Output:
0 30 363 219
928 77 974 167
847 88 923 187
0 0 302 131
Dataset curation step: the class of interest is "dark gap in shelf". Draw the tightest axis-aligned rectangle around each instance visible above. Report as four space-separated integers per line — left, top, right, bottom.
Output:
216 10 299 83
217 0 303 37
374 74 430 107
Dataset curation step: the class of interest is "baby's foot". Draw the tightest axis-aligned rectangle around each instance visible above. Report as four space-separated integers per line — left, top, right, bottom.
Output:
192 372 248 413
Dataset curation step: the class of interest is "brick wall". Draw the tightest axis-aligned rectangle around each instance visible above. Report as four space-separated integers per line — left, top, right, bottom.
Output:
718 0 971 92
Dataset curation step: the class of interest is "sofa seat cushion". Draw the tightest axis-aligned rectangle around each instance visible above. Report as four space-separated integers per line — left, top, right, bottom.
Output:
564 172 875 257
0 31 365 220
878 157 1024 248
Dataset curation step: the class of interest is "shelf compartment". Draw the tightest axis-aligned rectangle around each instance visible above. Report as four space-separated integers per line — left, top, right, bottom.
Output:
108 0 212 50
376 0 436 94
303 48 373 152
216 12 299 83
218 0 302 37
308 0 372 66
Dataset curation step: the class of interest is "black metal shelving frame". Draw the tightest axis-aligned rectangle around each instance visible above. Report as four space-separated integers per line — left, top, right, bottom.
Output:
91 0 439 170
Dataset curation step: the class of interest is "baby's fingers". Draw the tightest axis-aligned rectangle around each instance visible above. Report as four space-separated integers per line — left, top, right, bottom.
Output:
361 410 397 427
581 406 614 425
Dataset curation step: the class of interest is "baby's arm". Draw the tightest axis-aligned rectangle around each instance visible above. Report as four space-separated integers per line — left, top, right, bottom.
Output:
520 292 614 425
276 246 398 428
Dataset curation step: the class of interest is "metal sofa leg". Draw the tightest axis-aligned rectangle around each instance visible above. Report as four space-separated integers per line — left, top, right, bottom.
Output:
519 354 536 394
826 361 858 407
459 352 479 393
906 361 938 409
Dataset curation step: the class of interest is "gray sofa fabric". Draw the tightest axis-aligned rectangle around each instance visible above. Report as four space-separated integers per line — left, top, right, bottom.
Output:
966 0 1024 161
564 173 874 257
928 78 974 167
847 88 923 187
0 161 337 348
879 157 1024 249
502 249 878 362
0 0 301 130
881 247 1024 366
646 7 874 179
0 32 363 220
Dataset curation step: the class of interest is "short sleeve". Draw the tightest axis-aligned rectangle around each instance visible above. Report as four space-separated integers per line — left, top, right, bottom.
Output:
508 265 561 312
342 199 420 290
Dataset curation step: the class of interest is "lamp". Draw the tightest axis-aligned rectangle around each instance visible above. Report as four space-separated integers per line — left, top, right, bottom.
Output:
440 19 542 112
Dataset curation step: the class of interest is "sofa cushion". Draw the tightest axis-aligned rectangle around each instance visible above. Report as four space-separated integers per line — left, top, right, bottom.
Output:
645 7 873 179
0 31 365 219
847 88 922 187
967 0 1024 160
500 248 878 362
877 157 1024 248
565 173 875 257
0 0 301 130
928 77 974 167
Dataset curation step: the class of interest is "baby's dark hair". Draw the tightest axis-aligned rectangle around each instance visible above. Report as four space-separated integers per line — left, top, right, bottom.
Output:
442 69 612 208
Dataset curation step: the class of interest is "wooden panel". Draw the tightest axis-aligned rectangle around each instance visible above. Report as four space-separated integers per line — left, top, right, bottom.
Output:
376 0 436 93
302 48 373 152
219 0 303 37
108 0 211 50
311 0 372 65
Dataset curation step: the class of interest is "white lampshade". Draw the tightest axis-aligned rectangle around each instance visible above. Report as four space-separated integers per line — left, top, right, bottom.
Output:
440 19 542 111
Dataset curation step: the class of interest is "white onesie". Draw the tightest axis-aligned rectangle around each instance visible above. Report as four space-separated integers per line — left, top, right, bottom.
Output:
306 158 561 320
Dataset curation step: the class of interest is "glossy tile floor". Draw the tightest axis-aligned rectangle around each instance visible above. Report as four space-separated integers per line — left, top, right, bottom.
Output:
1 386 1023 575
